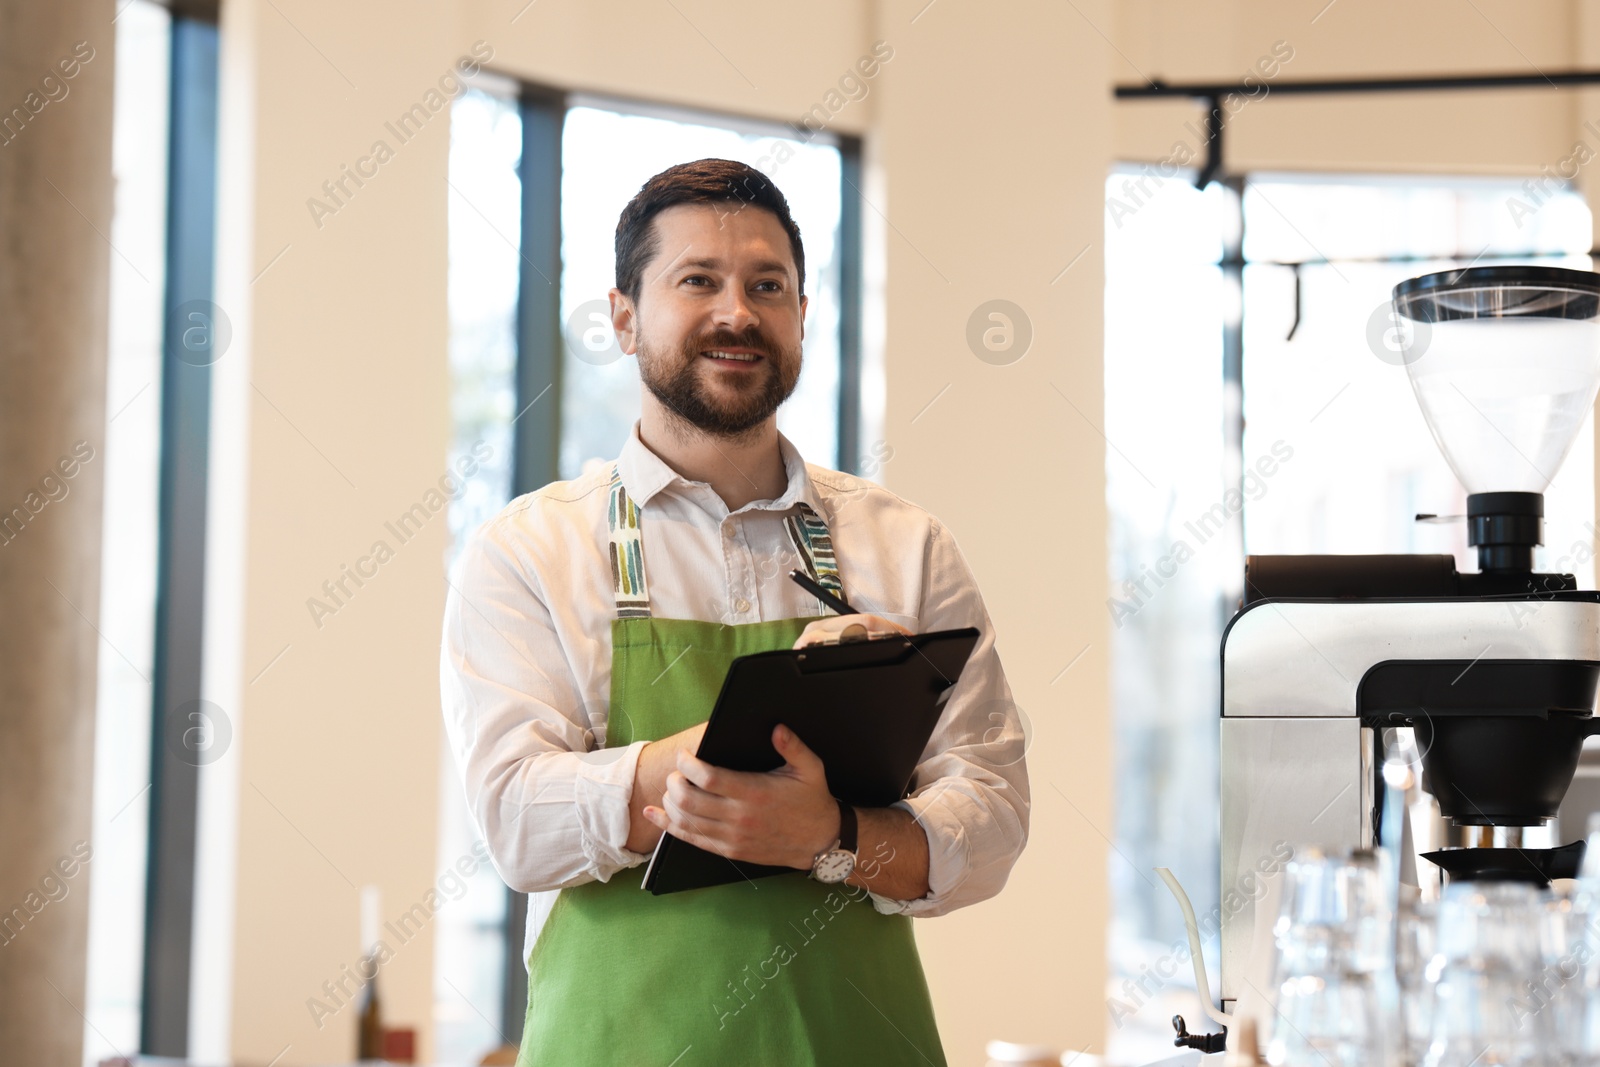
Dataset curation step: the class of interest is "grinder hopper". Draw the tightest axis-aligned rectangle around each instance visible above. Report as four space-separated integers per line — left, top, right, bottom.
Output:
1394 266 1600 572
1388 266 1600 859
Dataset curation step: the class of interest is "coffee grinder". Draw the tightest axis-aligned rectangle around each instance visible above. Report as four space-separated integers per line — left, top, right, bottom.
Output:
1216 265 1600 1020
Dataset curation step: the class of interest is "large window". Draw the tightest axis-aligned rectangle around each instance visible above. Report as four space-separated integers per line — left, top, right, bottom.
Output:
84 2 172 1061
438 80 864 1063
1103 171 1594 1063
1103 173 1232 1064
436 81 524 1063
84 3 225 1060
1238 177 1594 564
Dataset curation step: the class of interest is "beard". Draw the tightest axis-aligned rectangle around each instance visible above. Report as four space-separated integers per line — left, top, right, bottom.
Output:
637 326 802 437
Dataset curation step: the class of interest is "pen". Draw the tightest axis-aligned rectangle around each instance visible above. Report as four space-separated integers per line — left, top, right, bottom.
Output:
788 568 858 616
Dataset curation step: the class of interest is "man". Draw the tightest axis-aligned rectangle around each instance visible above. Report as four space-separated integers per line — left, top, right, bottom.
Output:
441 158 1028 1067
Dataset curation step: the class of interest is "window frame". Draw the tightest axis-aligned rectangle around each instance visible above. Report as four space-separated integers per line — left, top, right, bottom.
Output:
140 7 222 1056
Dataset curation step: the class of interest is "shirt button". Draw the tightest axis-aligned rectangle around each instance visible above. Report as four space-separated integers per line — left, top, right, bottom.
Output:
733 597 751 613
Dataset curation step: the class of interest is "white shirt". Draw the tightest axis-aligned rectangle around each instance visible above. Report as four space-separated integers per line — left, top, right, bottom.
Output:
440 423 1030 959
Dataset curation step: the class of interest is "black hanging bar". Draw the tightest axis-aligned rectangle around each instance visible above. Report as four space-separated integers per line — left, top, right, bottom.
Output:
1195 97 1227 189
1115 70 1600 101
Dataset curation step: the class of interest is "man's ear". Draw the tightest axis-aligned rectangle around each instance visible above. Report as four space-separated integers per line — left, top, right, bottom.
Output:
799 293 808 342
609 288 637 354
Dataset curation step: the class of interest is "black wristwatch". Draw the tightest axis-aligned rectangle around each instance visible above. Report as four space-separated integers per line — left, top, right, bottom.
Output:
809 799 857 884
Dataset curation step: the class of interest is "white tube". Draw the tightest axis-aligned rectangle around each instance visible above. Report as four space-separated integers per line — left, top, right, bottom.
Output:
1155 866 1235 1029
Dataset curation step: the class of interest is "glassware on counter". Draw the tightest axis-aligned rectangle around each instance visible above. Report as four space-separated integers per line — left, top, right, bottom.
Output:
1420 880 1552 1067
1266 849 1398 1067
1396 889 1436 1067
1540 891 1593 1065
1243 828 1600 1067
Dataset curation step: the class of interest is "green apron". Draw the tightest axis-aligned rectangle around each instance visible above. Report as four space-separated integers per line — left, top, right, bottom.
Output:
517 468 947 1067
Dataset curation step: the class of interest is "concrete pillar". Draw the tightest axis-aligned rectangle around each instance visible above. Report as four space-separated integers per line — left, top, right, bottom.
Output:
0 1 115 1064
874 0 1112 1059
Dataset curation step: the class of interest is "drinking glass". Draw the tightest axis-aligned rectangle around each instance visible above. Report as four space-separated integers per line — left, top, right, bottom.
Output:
1397 890 1437 1066
1266 850 1395 1067
1420 880 1554 1067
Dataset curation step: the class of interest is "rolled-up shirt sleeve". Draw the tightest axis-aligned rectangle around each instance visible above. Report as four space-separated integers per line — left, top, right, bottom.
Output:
866 519 1030 918
440 516 648 893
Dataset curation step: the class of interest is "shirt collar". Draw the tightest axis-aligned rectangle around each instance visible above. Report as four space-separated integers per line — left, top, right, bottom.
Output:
616 421 826 518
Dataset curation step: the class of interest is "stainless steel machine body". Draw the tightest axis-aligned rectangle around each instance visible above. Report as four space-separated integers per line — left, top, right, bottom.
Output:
1218 595 1600 1008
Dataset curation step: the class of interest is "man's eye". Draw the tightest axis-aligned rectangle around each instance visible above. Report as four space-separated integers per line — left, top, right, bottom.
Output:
682 275 710 286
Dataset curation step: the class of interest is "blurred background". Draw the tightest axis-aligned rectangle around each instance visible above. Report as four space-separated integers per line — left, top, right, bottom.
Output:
6 0 1600 1064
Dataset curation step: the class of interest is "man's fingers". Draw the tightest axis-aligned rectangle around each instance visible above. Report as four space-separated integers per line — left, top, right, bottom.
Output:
664 770 733 823
675 747 754 797
772 724 823 774
674 748 716 790
792 613 911 648
659 786 742 856
663 811 732 858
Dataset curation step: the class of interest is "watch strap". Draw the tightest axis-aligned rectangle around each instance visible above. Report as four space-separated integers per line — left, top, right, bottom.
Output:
835 798 857 853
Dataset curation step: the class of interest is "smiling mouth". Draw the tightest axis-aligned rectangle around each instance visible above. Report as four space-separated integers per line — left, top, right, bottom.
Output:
702 349 763 363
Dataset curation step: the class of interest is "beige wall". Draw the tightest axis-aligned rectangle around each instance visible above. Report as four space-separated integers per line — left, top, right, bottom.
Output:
869 0 1113 1060
203 0 458 1059
202 0 1114 1063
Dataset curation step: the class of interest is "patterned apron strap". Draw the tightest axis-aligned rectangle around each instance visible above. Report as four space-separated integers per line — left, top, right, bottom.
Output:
607 466 651 619
610 465 843 619
785 501 845 613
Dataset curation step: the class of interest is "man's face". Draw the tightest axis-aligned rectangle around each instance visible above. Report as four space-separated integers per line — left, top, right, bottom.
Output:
612 202 807 438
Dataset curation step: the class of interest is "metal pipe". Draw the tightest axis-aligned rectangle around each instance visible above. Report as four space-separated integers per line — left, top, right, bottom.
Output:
1116 70 1600 101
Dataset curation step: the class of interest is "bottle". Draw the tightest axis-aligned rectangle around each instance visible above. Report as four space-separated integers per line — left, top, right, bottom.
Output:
357 953 383 1060
357 885 384 1060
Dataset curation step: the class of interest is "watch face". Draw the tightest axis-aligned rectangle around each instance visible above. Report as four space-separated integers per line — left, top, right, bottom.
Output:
812 850 855 884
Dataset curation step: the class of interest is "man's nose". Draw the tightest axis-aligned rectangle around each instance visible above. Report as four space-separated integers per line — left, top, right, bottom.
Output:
709 285 759 333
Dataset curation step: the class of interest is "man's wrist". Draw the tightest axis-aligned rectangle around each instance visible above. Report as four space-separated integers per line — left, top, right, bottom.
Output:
835 800 857 853
803 800 844 869
806 799 858 883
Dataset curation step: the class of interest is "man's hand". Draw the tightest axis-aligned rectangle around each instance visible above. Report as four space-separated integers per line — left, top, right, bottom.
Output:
642 724 839 870
625 721 706 854
792 613 911 649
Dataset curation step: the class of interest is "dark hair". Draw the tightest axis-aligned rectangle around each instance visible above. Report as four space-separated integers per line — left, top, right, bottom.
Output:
614 159 805 304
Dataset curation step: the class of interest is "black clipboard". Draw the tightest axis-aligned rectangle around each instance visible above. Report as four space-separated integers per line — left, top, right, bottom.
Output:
641 626 980 895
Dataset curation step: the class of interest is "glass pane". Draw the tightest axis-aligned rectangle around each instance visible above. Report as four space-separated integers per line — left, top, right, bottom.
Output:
445 87 520 557
84 3 170 1063
1241 180 1595 583
558 106 843 479
1103 172 1230 1064
1241 174 1592 265
436 83 522 1065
